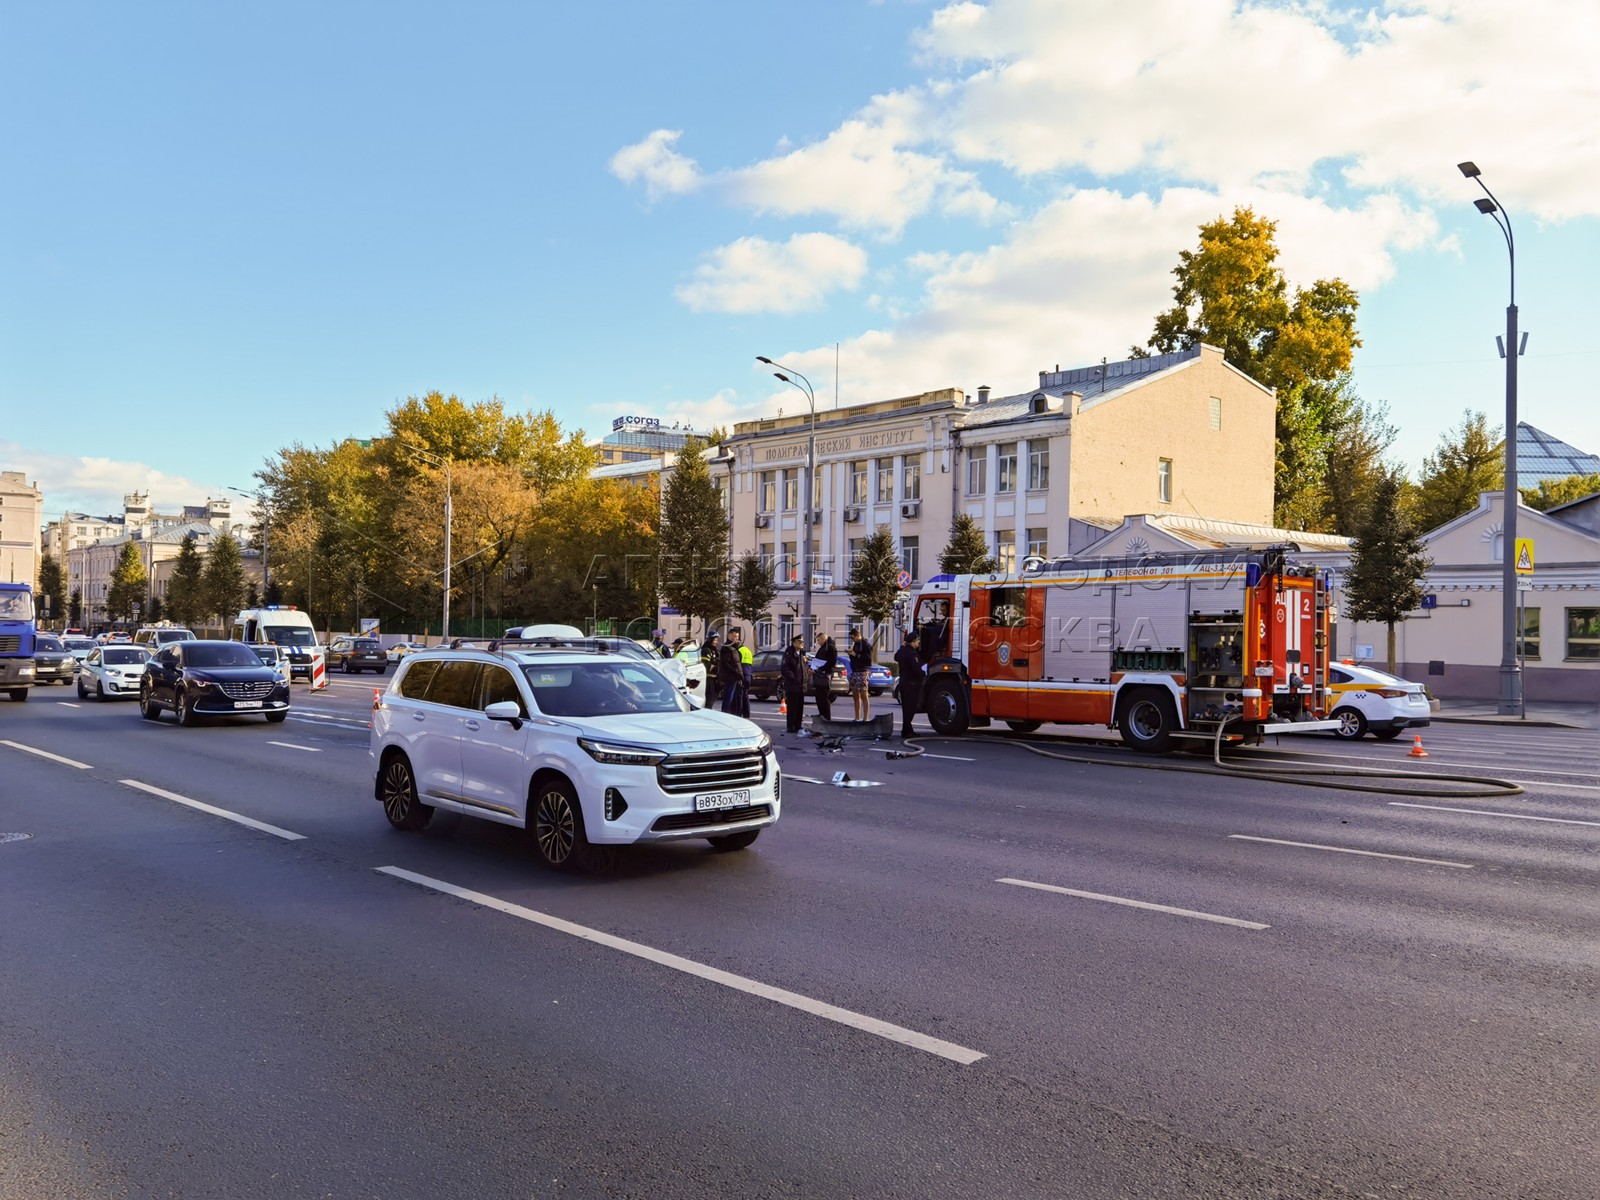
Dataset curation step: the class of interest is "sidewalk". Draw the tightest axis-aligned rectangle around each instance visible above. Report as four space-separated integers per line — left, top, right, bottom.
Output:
1432 699 1600 731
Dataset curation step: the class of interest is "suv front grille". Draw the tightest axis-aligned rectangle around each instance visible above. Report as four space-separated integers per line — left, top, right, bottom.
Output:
656 747 767 795
651 804 773 832
219 681 275 700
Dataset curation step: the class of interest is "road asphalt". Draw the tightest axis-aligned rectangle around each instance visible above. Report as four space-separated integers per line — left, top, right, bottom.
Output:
2 676 1595 1199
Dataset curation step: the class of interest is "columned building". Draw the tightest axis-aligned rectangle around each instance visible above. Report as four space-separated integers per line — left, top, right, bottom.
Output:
1 470 44 588
714 345 1276 646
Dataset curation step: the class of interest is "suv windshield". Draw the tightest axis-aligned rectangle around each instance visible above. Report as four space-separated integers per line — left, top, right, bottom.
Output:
264 626 317 647
188 643 269 668
36 636 63 652
103 648 150 666
520 662 688 718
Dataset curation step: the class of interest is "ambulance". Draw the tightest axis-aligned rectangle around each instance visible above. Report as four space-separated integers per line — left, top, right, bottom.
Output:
910 546 1339 751
232 606 327 687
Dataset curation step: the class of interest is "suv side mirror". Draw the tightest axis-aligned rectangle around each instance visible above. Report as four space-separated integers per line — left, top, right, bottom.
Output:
484 700 524 729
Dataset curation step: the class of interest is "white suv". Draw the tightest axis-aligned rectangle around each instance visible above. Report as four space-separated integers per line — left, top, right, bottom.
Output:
371 645 780 870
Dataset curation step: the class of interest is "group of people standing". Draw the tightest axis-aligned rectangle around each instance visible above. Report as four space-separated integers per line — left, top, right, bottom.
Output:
695 625 929 741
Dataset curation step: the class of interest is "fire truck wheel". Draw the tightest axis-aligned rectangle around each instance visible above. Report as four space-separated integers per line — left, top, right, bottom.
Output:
1005 720 1042 733
925 682 969 735
1119 690 1176 754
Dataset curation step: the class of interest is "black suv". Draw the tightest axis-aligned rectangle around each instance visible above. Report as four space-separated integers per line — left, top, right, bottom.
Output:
140 640 290 726
328 636 388 674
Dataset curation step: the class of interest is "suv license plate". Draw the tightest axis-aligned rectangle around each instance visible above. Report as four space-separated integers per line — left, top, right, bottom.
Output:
234 700 263 709
694 789 750 812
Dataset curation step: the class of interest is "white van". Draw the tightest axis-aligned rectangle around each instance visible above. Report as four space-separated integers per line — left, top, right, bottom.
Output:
232 606 325 683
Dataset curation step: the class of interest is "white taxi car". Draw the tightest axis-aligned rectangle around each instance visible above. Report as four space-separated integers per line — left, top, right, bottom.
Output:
77 644 153 701
371 644 779 871
1326 662 1432 740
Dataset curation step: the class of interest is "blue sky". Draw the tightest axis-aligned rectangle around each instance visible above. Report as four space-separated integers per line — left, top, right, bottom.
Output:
4 0 1598 524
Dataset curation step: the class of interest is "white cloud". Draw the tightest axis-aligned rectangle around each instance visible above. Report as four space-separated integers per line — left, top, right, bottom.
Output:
609 129 703 201
674 233 869 314
1 443 221 523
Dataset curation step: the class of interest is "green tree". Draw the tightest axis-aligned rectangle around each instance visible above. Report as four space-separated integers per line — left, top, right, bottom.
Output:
1321 391 1399 535
164 533 207 628
1141 208 1360 392
36 552 64 621
730 552 777 632
657 439 729 637
106 540 148 625
1521 473 1600 511
68 587 82 627
1342 470 1432 673
845 528 902 643
202 530 246 627
146 596 163 623
1413 411 1504 532
937 513 999 574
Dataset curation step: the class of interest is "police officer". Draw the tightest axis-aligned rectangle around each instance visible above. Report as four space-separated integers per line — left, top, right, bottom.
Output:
894 630 925 739
780 634 807 734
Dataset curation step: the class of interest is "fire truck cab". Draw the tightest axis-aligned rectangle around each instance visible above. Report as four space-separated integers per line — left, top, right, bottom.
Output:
910 547 1339 752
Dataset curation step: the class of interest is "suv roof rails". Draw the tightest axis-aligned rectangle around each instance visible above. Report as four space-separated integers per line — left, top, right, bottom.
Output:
444 636 624 656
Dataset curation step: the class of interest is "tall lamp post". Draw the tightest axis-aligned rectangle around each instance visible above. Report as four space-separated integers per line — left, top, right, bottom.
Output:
400 446 454 641
757 356 817 643
227 485 270 599
1457 161 1524 717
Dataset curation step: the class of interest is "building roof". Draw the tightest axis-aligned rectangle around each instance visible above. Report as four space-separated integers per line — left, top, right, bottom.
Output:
1117 513 1352 552
1517 422 1600 486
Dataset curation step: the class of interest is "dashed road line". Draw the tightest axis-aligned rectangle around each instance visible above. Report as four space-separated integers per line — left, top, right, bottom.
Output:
376 866 985 1065
1227 834 1473 869
998 877 1270 930
1388 802 1600 828
0 740 93 770
267 741 322 752
119 779 307 841
59 702 83 709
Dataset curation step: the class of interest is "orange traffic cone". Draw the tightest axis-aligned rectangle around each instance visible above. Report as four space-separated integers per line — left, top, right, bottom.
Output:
779 696 788 715
1408 734 1429 758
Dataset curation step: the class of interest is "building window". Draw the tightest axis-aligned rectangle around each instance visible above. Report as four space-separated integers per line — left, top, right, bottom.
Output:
993 529 1015 573
875 458 895 504
900 536 919 583
1158 458 1173 504
758 542 775 570
1566 607 1600 660
1027 441 1049 491
1025 528 1048 559
967 456 986 495
1491 532 1504 563
811 470 822 510
1209 396 1222 430
846 537 863 572
781 469 799 512
1518 607 1540 661
759 471 776 513
780 542 798 583
903 458 921 501
996 443 1018 494
849 461 868 506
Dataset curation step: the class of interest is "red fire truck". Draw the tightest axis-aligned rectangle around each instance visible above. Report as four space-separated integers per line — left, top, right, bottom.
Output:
910 547 1339 751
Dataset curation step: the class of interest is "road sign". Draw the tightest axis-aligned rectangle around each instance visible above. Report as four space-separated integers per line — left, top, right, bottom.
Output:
895 569 912 589
1421 594 1437 610
1517 578 1533 591
1514 537 1535 574
359 617 380 633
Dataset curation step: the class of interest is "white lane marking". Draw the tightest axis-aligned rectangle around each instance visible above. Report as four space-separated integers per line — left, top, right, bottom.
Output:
997 877 1270 930
1388 802 1600 828
286 713 369 730
267 741 322 753
376 867 985 1065
866 746 975 761
59 702 82 709
119 780 307 841
785 775 827 785
1227 834 1473 869
1262 747 1598 781
1509 780 1600 793
0 740 93 770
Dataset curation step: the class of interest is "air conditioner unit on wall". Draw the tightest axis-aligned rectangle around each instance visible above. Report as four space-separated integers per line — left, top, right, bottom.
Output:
844 507 862 522
900 501 920 518
754 513 772 528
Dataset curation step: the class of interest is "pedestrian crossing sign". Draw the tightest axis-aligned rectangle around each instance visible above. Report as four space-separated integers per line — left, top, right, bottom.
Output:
1514 538 1535 575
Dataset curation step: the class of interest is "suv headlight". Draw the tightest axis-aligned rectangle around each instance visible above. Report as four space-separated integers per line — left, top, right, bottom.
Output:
577 739 669 766
754 734 772 756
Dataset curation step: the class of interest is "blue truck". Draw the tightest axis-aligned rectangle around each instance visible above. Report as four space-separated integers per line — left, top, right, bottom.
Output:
0 581 37 701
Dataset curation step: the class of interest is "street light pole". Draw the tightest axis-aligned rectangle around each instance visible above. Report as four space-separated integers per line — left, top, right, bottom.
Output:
227 485 270 598
758 357 817 643
1458 161 1523 717
400 447 453 641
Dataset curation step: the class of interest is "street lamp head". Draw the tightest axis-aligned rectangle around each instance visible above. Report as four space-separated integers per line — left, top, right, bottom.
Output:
1474 197 1499 215
756 356 773 365
774 372 791 384
1457 161 1481 178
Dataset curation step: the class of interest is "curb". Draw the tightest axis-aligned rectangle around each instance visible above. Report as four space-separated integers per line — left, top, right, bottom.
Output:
1431 714 1593 730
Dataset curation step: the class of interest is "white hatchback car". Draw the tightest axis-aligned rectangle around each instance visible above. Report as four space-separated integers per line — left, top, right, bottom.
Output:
77 644 153 701
1326 662 1432 740
371 645 779 870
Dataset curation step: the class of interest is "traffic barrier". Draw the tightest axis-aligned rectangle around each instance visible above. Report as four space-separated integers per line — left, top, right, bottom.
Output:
311 650 328 691
1408 734 1429 758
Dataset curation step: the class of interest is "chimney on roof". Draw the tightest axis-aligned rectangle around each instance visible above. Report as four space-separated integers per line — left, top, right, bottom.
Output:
977 385 990 405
